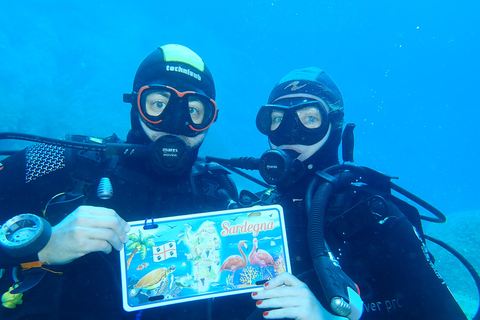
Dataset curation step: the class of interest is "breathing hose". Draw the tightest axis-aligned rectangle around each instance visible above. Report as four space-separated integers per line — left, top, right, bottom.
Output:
305 169 363 319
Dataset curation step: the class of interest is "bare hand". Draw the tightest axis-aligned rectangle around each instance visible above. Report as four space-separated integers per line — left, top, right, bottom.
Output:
251 272 346 320
38 206 131 265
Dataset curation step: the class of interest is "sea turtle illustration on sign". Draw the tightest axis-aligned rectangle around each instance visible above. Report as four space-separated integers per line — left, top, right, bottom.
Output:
129 265 176 298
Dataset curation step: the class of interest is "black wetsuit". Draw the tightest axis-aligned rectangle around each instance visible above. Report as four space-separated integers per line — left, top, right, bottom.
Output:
0 141 468 320
0 141 260 320
243 173 469 320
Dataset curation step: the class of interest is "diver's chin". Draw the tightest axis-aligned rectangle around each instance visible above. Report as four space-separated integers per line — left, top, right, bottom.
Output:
269 129 331 162
275 145 313 162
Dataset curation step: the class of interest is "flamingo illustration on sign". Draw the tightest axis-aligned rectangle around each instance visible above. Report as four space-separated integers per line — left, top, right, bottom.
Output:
218 240 248 282
249 238 275 279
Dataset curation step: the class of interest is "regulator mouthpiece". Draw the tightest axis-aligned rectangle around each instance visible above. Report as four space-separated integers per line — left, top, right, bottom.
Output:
150 135 195 176
259 149 305 187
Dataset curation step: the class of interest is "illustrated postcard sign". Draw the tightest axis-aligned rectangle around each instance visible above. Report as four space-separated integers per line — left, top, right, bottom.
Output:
120 204 290 312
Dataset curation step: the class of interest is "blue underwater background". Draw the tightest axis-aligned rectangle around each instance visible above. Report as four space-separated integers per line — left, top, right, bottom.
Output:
1 0 479 317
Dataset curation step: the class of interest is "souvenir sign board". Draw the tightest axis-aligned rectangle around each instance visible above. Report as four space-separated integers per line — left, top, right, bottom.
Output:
120 205 290 312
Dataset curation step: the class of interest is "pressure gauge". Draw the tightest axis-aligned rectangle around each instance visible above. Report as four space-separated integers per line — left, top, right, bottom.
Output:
0 214 51 258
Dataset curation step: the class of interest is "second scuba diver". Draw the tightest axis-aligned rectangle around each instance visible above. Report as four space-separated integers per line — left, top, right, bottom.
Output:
245 67 469 320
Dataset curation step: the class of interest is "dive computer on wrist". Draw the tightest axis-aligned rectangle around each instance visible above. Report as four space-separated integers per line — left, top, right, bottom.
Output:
0 214 52 258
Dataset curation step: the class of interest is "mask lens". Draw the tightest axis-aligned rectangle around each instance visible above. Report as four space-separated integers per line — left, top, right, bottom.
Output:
256 105 281 135
186 94 217 130
296 106 323 129
188 97 205 124
144 90 170 117
270 109 285 131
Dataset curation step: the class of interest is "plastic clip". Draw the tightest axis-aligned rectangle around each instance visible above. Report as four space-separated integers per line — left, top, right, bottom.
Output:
143 218 158 230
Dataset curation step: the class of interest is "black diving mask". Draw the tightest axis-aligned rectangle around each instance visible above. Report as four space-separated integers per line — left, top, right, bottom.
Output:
256 101 333 146
136 85 217 137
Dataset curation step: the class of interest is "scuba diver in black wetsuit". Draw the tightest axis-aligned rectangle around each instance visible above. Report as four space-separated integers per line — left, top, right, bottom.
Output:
0 44 240 320
234 67 470 320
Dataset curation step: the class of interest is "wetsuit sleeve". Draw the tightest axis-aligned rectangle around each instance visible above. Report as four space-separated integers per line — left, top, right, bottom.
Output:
0 146 71 268
0 251 40 269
